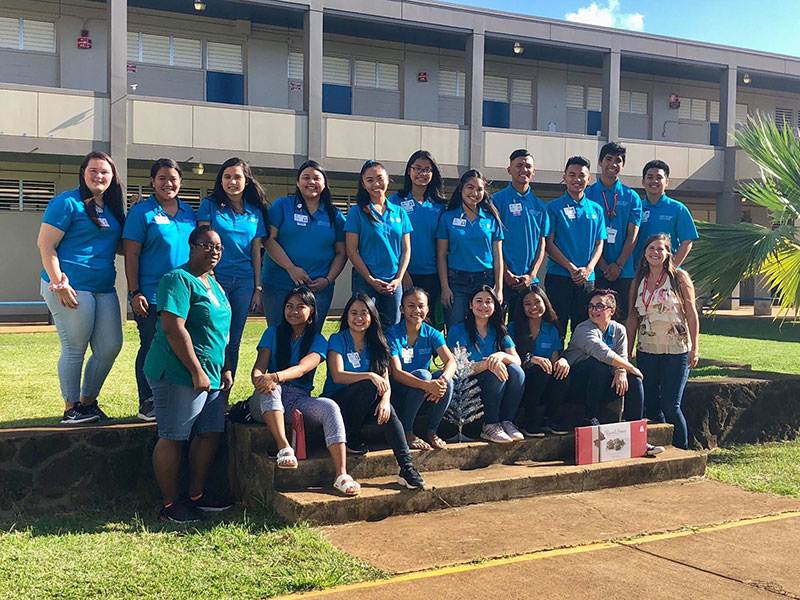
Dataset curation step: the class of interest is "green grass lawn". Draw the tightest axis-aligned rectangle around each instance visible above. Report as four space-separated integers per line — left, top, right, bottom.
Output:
706 440 800 498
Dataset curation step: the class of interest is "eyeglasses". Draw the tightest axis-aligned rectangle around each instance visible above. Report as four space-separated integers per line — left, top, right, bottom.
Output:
410 166 433 175
587 303 613 311
194 242 224 253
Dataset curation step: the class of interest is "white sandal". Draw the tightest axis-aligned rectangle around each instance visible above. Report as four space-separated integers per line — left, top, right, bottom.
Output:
276 447 298 469
333 473 361 496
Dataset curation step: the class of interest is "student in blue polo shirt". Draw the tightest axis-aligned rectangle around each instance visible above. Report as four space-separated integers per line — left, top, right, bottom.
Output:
545 156 606 338
388 150 447 325
385 287 456 450
585 142 642 320
345 160 413 328
38 151 126 425
197 157 269 401
436 169 504 328
123 158 197 421
635 160 699 267
263 160 347 330
491 149 549 315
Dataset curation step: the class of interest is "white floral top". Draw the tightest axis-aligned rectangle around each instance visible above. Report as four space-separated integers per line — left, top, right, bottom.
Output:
633 274 690 355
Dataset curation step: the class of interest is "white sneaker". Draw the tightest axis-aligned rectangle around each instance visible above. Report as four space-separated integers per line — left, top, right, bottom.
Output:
501 421 524 441
480 423 514 444
646 443 665 456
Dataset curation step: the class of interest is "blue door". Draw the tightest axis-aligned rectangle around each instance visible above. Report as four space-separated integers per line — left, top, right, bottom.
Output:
323 84 352 115
206 72 244 105
483 101 510 128
586 110 602 135
710 122 719 146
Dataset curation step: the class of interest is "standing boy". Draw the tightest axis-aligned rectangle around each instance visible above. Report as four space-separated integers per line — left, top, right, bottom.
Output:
545 156 606 338
491 149 549 314
585 142 641 320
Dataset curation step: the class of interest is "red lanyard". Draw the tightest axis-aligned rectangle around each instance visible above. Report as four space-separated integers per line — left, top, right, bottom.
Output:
642 271 667 311
601 191 618 217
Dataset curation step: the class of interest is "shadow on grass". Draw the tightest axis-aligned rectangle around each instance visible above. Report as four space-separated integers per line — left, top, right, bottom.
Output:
700 315 800 342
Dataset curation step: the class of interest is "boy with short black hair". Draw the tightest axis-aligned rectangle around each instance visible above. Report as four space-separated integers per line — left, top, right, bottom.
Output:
545 156 607 338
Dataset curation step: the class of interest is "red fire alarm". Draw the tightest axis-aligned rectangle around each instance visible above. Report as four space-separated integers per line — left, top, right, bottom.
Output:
669 94 680 109
77 29 92 49
417 72 428 82
127 64 137 73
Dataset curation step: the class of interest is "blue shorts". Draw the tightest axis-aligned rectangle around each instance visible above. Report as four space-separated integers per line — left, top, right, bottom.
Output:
147 377 225 441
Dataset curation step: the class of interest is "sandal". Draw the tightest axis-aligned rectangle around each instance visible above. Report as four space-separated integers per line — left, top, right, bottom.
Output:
407 436 432 451
333 473 361 496
426 432 447 450
276 447 298 469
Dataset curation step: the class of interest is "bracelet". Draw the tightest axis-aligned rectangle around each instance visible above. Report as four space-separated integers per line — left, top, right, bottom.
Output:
129 289 142 298
276 372 282 383
48 274 70 292
324 277 330 285
255 285 262 292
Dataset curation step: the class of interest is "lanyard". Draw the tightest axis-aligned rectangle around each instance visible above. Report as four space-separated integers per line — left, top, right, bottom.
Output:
601 190 618 217
642 271 667 311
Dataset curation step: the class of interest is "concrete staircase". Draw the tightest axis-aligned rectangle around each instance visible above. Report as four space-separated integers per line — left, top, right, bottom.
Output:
228 422 707 525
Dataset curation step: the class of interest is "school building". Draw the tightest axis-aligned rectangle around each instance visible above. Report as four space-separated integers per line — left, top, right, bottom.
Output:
1 0 795 318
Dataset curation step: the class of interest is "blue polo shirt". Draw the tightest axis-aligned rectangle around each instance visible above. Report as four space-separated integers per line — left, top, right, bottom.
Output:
436 207 504 272
262 195 346 291
256 325 328 391
197 198 266 280
385 321 446 373
446 322 514 362
387 192 443 275
585 179 642 279
41 188 122 293
507 321 563 359
122 195 197 304
491 184 549 279
635 195 699 264
345 201 412 281
545 192 606 280
323 330 374 396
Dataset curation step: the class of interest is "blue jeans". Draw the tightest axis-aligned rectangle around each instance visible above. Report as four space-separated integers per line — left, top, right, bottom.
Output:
351 270 402 328
215 272 253 378
637 351 690 449
147 377 225 441
391 369 454 434
262 283 335 333
446 268 494 328
41 280 122 404
133 307 158 403
474 363 525 424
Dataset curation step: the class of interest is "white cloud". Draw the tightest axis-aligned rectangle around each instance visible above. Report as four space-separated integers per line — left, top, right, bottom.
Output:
565 0 645 32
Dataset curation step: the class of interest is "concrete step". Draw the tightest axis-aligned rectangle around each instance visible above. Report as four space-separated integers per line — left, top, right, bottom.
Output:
272 447 707 525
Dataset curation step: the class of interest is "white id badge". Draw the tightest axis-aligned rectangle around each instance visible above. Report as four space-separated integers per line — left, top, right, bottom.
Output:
347 351 361 369
563 206 576 220
509 202 523 216
401 347 414 364
641 211 650 223
97 217 110 228
294 213 309 226
401 199 415 212
153 214 170 225
606 227 617 244
452 217 467 227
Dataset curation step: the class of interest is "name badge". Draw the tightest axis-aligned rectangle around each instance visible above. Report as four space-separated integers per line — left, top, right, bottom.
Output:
452 217 467 227
641 211 650 223
97 217 110 228
606 227 617 244
401 347 414 364
347 351 361 369
563 206 576 220
509 203 523 216
294 213 309 226
153 214 170 225
401 199 415 212
316 220 330 227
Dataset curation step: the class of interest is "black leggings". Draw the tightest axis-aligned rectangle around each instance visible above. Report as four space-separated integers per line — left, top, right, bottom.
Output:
521 363 570 429
568 357 644 424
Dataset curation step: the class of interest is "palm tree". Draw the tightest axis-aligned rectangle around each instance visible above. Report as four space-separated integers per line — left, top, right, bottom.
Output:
687 114 800 314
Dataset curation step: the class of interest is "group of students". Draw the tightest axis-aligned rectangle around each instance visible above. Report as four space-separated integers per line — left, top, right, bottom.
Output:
36 141 699 523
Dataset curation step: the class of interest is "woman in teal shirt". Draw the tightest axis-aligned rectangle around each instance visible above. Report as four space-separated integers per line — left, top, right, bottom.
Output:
144 225 233 523
197 157 268 398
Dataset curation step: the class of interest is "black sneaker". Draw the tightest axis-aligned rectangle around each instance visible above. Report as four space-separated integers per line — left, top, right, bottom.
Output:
137 398 156 422
79 402 108 421
190 492 234 512
544 422 570 436
522 425 546 438
346 442 368 456
159 500 205 523
397 465 426 490
60 405 100 425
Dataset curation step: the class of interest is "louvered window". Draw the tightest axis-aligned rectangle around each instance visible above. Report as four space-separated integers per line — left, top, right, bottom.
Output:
630 91 647 114
566 84 584 108
0 17 55 53
376 62 399 90
172 37 201 69
323 56 351 85
128 186 202 211
355 60 376 87
141 33 170 65
776 107 793 130
0 17 17 50
484 75 508 102
439 70 465 97
127 32 140 62
736 103 748 125
207 42 242 73
0 180 56 211
353 60 398 90
511 79 532 104
129 32 202 68
330 194 353 214
678 97 709 121
586 87 602 111
710 100 720 122
288 52 303 81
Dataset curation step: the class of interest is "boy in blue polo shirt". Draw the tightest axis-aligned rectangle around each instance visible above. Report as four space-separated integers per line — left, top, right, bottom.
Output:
545 156 606 338
491 149 549 315
585 142 641 320
636 160 699 266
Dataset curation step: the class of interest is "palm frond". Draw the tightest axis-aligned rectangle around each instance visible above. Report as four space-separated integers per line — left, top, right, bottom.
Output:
760 242 800 315
738 178 800 224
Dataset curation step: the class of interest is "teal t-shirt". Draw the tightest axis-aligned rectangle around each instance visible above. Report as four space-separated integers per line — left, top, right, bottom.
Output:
144 265 232 389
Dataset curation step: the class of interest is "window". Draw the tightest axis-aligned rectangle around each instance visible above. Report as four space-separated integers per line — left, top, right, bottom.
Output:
207 42 242 73
323 56 351 85
288 52 303 81
127 32 202 69
586 87 602 111
484 75 508 102
775 107 793 130
439 70 465 97
173 38 201 69
0 16 55 53
566 84 584 109
620 90 648 114
710 100 720 122
736 103 749 125
677 97 709 121
354 60 399 90
511 79 532 104
128 186 202 211
0 180 56 211
566 84 602 110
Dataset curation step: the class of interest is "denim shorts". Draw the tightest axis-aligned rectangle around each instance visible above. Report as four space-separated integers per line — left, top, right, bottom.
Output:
147 377 225 441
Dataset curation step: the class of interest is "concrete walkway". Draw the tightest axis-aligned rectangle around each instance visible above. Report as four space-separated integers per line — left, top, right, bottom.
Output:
278 479 800 599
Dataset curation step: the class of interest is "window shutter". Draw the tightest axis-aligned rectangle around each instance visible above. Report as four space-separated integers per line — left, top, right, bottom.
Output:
586 86 602 111
511 79 532 104
709 100 720 122
619 90 631 112
354 60 376 87
483 75 508 102
172 37 201 68
207 42 242 73
127 32 140 62
439 70 458 96
288 52 303 81
377 62 399 90
0 17 18 50
566 84 584 109
678 99 691 120
323 56 351 85
141 33 170 65
631 91 648 115
0 180 55 212
776 107 793 130
21 19 54 53
691 98 707 121
736 103 748 124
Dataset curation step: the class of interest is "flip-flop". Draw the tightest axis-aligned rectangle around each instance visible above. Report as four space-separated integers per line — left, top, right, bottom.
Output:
333 473 361 496
426 433 447 450
408 436 432 450
276 447 298 469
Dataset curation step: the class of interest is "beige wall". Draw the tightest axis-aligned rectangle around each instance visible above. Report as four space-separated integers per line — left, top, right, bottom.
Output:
0 212 48 316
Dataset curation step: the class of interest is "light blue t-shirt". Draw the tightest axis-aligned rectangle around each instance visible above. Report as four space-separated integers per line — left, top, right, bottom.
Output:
262 195 346 290
385 321 446 373
197 198 266 280
491 184 549 280
585 179 642 279
122 195 197 304
508 321 564 359
387 192 444 276
545 192 607 280
435 207 504 272
446 321 514 362
345 201 413 281
323 329 374 396
256 325 328 391
634 194 699 265
41 188 122 293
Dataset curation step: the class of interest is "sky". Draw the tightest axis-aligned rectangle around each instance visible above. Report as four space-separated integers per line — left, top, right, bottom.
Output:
454 0 800 58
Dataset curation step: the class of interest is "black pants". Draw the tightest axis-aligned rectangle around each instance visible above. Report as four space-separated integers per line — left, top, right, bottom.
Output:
331 380 412 469
595 277 633 322
544 274 594 339
408 272 443 329
521 363 570 429
568 357 644 424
